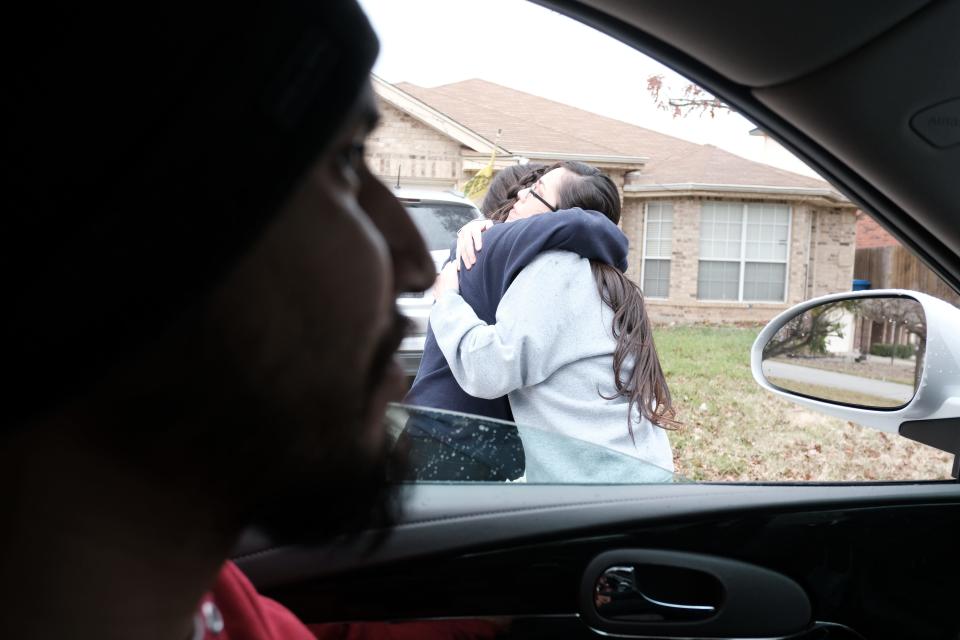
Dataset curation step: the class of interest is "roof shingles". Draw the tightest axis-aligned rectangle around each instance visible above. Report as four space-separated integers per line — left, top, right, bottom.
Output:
395 78 832 191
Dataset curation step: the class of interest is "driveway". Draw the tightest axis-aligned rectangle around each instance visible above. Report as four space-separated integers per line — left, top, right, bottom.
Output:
762 360 915 403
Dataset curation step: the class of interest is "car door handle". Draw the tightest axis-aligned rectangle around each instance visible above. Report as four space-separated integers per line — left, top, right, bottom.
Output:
596 564 719 623
581 549 812 638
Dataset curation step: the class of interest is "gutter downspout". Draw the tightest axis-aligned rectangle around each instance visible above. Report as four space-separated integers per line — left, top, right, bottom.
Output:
806 208 818 298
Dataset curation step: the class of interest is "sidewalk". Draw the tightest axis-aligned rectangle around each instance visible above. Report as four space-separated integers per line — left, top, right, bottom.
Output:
762 360 914 403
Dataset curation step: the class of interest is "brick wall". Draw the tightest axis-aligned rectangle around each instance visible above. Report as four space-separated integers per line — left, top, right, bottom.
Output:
855 211 899 249
605 168 627 205
621 198 644 283
367 99 463 188
666 199 702 305
786 205 812 305
807 205 857 298
646 299 792 324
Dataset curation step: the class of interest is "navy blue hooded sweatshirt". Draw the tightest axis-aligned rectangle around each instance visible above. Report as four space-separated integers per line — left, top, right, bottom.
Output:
405 208 629 419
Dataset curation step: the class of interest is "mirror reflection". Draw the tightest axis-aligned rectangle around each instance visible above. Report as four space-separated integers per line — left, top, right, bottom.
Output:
761 296 925 408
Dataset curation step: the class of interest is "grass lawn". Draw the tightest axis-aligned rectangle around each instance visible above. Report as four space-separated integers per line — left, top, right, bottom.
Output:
654 326 951 482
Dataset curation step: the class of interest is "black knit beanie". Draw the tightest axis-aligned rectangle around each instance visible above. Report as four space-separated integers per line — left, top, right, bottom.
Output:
4 1 379 423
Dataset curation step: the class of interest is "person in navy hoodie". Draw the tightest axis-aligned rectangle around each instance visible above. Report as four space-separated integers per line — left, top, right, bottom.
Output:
400 161 630 481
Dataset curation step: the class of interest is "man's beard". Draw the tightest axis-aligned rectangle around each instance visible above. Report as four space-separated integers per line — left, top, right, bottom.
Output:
246 429 405 547
78 293 413 551
244 312 412 547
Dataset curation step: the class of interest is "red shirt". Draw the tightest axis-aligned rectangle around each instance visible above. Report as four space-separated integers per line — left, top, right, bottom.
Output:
198 561 503 640
196 562 315 640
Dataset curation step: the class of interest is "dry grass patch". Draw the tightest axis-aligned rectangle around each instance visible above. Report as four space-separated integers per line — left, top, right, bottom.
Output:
655 326 952 482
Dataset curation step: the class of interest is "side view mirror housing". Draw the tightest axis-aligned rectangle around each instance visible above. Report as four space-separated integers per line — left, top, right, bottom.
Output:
751 289 960 476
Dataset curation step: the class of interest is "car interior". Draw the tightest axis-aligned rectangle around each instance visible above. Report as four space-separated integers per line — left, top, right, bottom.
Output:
234 1 960 637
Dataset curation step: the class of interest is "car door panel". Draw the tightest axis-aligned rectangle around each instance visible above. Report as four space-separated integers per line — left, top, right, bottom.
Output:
236 483 960 638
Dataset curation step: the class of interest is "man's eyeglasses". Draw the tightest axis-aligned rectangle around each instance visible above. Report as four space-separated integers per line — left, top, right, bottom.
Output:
522 181 558 212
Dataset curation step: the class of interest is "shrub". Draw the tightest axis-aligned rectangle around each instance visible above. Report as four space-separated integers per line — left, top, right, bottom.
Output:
869 343 915 359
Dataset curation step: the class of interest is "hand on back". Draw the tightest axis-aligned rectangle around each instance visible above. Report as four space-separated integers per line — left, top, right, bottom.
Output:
456 219 495 270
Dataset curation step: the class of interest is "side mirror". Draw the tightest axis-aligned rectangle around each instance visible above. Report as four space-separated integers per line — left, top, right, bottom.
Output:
751 290 960 476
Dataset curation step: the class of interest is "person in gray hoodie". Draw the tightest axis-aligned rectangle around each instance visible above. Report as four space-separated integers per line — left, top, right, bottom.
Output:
401 162 629 481
431 162 680 481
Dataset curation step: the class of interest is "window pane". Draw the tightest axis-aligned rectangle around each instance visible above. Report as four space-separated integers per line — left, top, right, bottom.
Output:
743 262 787 301
393 404 675 483
745 204 790 261
700 202 742 259
645 202 673 259
406 203 481 251
697 261 740 300
643 259 671 298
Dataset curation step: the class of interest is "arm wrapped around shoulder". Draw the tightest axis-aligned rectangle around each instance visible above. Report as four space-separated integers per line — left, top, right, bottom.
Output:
430 252 588 399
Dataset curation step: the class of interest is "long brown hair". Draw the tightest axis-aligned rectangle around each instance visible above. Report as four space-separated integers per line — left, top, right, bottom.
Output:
552 162 680 436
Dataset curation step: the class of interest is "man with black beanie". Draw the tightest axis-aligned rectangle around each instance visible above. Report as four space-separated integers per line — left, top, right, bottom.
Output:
1 2 435 638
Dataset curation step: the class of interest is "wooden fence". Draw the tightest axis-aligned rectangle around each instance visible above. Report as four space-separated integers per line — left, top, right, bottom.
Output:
854 246 960 305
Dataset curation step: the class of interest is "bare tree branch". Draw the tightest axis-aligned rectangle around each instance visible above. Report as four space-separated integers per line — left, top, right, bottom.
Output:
646 74 733 119
763 303 849 360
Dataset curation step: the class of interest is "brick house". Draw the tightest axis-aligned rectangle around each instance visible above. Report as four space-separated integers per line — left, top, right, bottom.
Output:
368 75 859 324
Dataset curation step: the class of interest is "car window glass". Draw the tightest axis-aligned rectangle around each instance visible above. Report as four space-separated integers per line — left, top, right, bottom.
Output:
405 203 479 251
362 0 958 483
388 404 679 484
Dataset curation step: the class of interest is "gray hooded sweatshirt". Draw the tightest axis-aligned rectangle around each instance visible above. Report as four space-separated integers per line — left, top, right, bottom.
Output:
430 250 674 480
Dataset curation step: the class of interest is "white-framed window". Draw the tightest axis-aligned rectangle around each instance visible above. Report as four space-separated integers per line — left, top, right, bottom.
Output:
641 202 673 299
697 202 791 302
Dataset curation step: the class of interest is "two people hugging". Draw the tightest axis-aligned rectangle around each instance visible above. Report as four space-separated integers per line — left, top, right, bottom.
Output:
400 161 680 483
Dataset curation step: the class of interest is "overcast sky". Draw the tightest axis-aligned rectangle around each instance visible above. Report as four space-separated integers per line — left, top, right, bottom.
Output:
357 0 818 177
